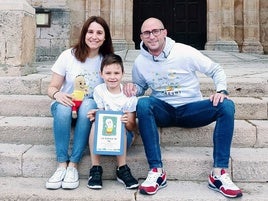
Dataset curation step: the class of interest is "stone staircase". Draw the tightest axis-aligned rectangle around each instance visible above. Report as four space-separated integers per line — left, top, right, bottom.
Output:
0 50 268 200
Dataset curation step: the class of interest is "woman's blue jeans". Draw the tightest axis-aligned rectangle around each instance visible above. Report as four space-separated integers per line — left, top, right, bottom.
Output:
136 96 235 169
51 98 97 163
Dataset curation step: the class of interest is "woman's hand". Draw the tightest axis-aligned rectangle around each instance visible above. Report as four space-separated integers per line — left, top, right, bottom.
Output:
48 72 74 106
54 92 74 107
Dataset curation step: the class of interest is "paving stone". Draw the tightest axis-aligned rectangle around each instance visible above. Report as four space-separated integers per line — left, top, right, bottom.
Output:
0 177 267 201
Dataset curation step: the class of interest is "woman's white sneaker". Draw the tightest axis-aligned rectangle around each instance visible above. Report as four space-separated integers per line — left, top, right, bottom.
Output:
62 166 79 189
46 167 66 189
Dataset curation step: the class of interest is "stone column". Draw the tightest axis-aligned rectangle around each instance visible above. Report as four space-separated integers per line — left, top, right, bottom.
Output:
205 0 239 52
85 0 134 51
260 0 268 53
241 0 263 53
0 0 36 76
85 0 101 17
205 0 220 50
124 0 135 49
110 0 134 50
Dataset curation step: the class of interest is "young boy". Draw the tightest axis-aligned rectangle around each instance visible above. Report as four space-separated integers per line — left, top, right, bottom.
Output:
87 54 139 190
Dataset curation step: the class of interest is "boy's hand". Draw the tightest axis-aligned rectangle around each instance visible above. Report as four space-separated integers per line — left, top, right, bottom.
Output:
120 113 128 124
87 109 98 121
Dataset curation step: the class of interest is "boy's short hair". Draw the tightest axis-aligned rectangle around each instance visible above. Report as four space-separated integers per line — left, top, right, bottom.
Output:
100 53 124 73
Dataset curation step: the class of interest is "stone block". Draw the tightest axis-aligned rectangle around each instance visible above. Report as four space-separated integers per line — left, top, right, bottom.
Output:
0 116 53 145
0 144 32 176
249 120 268 147
0 95 51 117
233 97 267 120
232 148 268 182
160 120 256 148
0 74 45 95
0 0 36 75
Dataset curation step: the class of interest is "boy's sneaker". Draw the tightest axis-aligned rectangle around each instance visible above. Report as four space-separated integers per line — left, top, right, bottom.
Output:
116 164 139 189
139 168 167 195
208 169 243 198
45 167 66 189
61 166 79 189
87 166 103 189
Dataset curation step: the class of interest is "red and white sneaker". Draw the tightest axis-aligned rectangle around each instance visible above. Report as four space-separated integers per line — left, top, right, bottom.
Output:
208 169 243 198
139 168 167 195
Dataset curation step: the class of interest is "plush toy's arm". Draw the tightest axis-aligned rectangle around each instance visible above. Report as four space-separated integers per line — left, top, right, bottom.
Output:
84 88 89 96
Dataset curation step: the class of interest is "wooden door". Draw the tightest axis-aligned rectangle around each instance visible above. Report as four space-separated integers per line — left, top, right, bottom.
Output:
133 0 207 50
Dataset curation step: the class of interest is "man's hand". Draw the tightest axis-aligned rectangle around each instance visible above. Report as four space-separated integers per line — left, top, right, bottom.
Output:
209 92 229 106
123 83 137 97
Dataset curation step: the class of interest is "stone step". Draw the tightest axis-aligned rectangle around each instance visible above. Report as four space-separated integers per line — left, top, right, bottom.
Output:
0 95 51 117
1 143 268 183
1 50 268 97
0 116 268 148
0 177 268 201
0 74 50 95
0 177 267 201
0 74 267 98
0 50 267 200
0 95 267 120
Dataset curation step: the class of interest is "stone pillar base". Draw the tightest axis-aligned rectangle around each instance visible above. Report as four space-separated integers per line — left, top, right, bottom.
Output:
113 39 135 51
0 64 37 77
205 41 239 52
242 40 264 54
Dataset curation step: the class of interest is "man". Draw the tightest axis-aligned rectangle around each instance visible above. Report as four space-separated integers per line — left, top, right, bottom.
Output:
123 17 242 198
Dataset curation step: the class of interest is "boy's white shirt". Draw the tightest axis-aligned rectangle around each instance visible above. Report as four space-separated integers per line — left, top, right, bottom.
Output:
93 83 137 112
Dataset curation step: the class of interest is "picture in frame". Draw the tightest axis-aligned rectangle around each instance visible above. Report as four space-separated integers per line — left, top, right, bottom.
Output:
93 110 125 155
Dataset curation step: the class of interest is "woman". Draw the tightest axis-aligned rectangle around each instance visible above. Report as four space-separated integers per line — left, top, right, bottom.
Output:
46 16 114 190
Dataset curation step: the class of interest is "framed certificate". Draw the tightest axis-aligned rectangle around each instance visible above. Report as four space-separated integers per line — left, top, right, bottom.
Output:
93 110 125 155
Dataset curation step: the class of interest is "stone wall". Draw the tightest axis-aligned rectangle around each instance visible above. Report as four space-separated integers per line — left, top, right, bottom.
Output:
27 0 74 61
27 0 134 61
24 0 267 62
35 8 71 61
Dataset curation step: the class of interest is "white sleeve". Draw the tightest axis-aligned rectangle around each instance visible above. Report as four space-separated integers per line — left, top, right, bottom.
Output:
51 49 71 76
93 86 105 109
122 96 138 112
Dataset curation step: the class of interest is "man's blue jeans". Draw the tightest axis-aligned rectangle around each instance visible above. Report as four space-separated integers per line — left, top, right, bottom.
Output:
51 98 97 163
136 96 235 169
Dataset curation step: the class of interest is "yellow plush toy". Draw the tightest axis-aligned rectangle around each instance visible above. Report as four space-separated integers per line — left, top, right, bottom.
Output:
72 75 88 119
